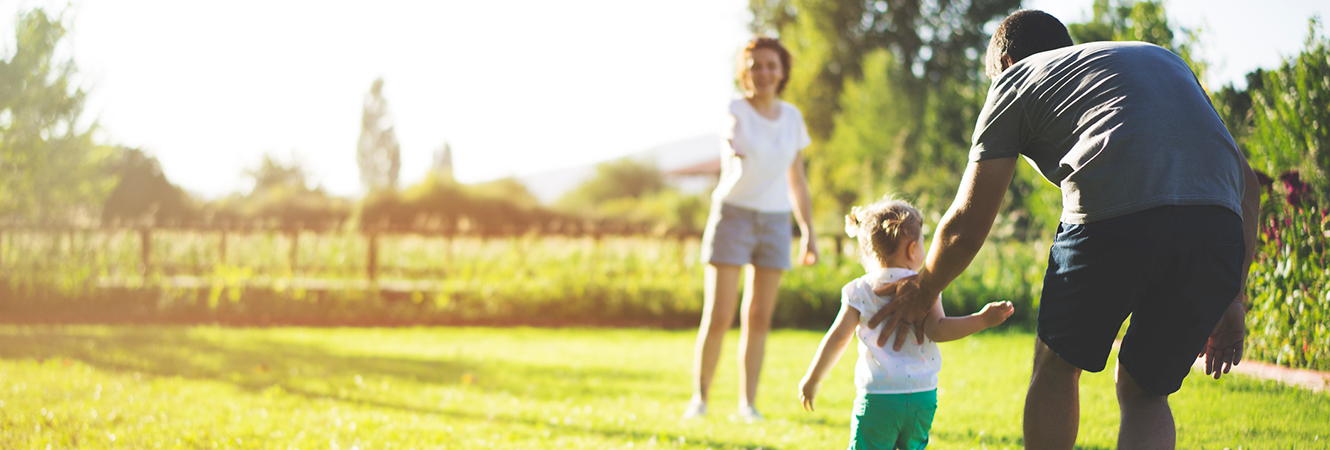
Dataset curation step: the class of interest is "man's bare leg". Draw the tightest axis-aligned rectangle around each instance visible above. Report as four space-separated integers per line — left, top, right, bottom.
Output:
1116 359 1175 449
1024 337 1082 450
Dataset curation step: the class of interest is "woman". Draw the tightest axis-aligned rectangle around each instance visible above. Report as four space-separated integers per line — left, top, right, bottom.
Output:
684 37 818 421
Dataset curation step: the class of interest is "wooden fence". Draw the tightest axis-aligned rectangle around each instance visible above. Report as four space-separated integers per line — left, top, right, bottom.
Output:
0 224 708 282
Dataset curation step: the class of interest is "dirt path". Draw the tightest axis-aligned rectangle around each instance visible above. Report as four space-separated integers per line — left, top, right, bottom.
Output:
1191 356 1329 393
1111 339 1327 392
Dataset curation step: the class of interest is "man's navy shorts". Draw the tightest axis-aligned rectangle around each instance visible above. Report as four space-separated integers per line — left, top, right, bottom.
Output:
1038 205 1244 395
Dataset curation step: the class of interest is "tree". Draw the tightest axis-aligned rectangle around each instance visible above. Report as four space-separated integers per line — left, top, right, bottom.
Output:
751 0 1020 142
211 153 349 227
756 0 1224 240
1067 0 1209 86
464 177 546 233
432 141 455 182
820 49 915 220
554 158 704 232
1244 18 1330 203
101 148 196 225
557 158 666 209
0 9 115 222
245 153 311 195
750 0 1020 228
357 77 401 193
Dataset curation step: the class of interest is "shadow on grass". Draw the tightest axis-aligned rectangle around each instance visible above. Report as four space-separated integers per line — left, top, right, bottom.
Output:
0 326 765 449
929 430 1119 450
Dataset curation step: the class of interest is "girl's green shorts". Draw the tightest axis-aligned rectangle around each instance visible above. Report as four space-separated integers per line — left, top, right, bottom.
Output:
848 390 937 450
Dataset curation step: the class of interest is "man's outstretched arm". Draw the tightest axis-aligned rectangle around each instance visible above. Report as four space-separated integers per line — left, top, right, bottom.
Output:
870 157 1018 349
1202 161 1261 378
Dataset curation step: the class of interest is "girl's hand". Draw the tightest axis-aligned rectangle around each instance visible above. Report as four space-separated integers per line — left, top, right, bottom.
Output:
798 375 820 412
799 234 819 266
978 301 1015 327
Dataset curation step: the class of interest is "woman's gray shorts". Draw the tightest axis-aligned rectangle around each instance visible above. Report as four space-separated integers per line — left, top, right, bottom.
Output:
700 203 792 270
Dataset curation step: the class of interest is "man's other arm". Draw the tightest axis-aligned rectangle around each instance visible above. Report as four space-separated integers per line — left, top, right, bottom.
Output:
1202 161 1260 378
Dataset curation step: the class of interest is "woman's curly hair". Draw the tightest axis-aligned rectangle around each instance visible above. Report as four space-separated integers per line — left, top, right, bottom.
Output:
736 37 793 94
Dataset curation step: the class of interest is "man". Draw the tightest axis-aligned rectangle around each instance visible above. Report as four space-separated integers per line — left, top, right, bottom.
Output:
865 10 1259 450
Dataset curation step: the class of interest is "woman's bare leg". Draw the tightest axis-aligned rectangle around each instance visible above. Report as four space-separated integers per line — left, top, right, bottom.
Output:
738 265 783 409
691 263 743 402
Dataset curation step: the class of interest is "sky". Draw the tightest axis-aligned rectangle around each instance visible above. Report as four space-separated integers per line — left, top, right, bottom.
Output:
2 0 1326 199
1027 0 1328 88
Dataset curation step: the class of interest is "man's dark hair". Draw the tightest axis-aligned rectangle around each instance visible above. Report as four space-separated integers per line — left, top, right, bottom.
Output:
985 10 1073 78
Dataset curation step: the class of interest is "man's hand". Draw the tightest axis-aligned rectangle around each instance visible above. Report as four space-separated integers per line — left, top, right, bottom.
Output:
798 375 820 412
1200 295 1246 379
798 234 819 266
868 275 940 350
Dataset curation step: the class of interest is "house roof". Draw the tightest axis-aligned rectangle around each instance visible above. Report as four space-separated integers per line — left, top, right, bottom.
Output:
666 158 721 177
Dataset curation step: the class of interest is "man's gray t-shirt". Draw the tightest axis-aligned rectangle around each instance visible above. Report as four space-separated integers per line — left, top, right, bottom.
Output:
969 41 1245 224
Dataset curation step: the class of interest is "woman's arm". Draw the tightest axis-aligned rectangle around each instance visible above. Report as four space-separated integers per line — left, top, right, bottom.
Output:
923 299 1014 342
799 303 858 411
786 152 818 265
722 112 744 159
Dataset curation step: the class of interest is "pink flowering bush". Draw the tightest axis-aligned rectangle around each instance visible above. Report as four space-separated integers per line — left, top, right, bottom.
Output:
1245 173 1329 370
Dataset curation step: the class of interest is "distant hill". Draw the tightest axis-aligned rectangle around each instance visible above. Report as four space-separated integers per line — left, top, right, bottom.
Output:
518 134 720 204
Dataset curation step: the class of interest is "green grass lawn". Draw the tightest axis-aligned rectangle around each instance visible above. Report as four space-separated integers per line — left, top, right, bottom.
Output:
0 326 1325 449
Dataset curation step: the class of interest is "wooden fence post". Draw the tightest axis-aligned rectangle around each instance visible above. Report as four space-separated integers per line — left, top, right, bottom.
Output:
367 232 379 282
444 234 452 266
288 229 299 272
675 233 686 265
139 228 152 276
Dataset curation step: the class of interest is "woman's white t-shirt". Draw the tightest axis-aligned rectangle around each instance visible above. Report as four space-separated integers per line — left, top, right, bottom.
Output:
712 98 812 213
842 267 943 395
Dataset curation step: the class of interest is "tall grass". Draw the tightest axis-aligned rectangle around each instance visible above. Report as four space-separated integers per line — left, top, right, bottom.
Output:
0 229 1047 330
9 221 1325 372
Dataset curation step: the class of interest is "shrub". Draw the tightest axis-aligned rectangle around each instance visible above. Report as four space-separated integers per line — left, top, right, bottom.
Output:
1245 197 1329 370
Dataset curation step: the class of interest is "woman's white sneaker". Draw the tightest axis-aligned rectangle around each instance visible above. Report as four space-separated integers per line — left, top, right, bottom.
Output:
737 405 764 422
681 398 707 420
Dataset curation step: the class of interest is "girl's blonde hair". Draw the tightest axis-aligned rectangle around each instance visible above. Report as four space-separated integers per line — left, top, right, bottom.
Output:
845 196 923 267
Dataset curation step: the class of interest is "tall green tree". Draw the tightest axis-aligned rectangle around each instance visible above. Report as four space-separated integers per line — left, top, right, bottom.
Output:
750 0 1020 228
757 0 1226 240
553 158 705 232
819 49 915 217
1245 18 1330 202
557 158 666 209
357 77 401 193
751 0 1019 143
1067 0 1209 86
101 148 196 225
0 9 115 221
211 153 349 227
245 153 312 195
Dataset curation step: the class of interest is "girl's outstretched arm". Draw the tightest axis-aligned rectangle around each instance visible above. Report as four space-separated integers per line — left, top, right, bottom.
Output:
923 300 1014 343
799 303 859 411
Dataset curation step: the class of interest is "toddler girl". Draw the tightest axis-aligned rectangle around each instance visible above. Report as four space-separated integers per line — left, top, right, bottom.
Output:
798 196 1014 449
